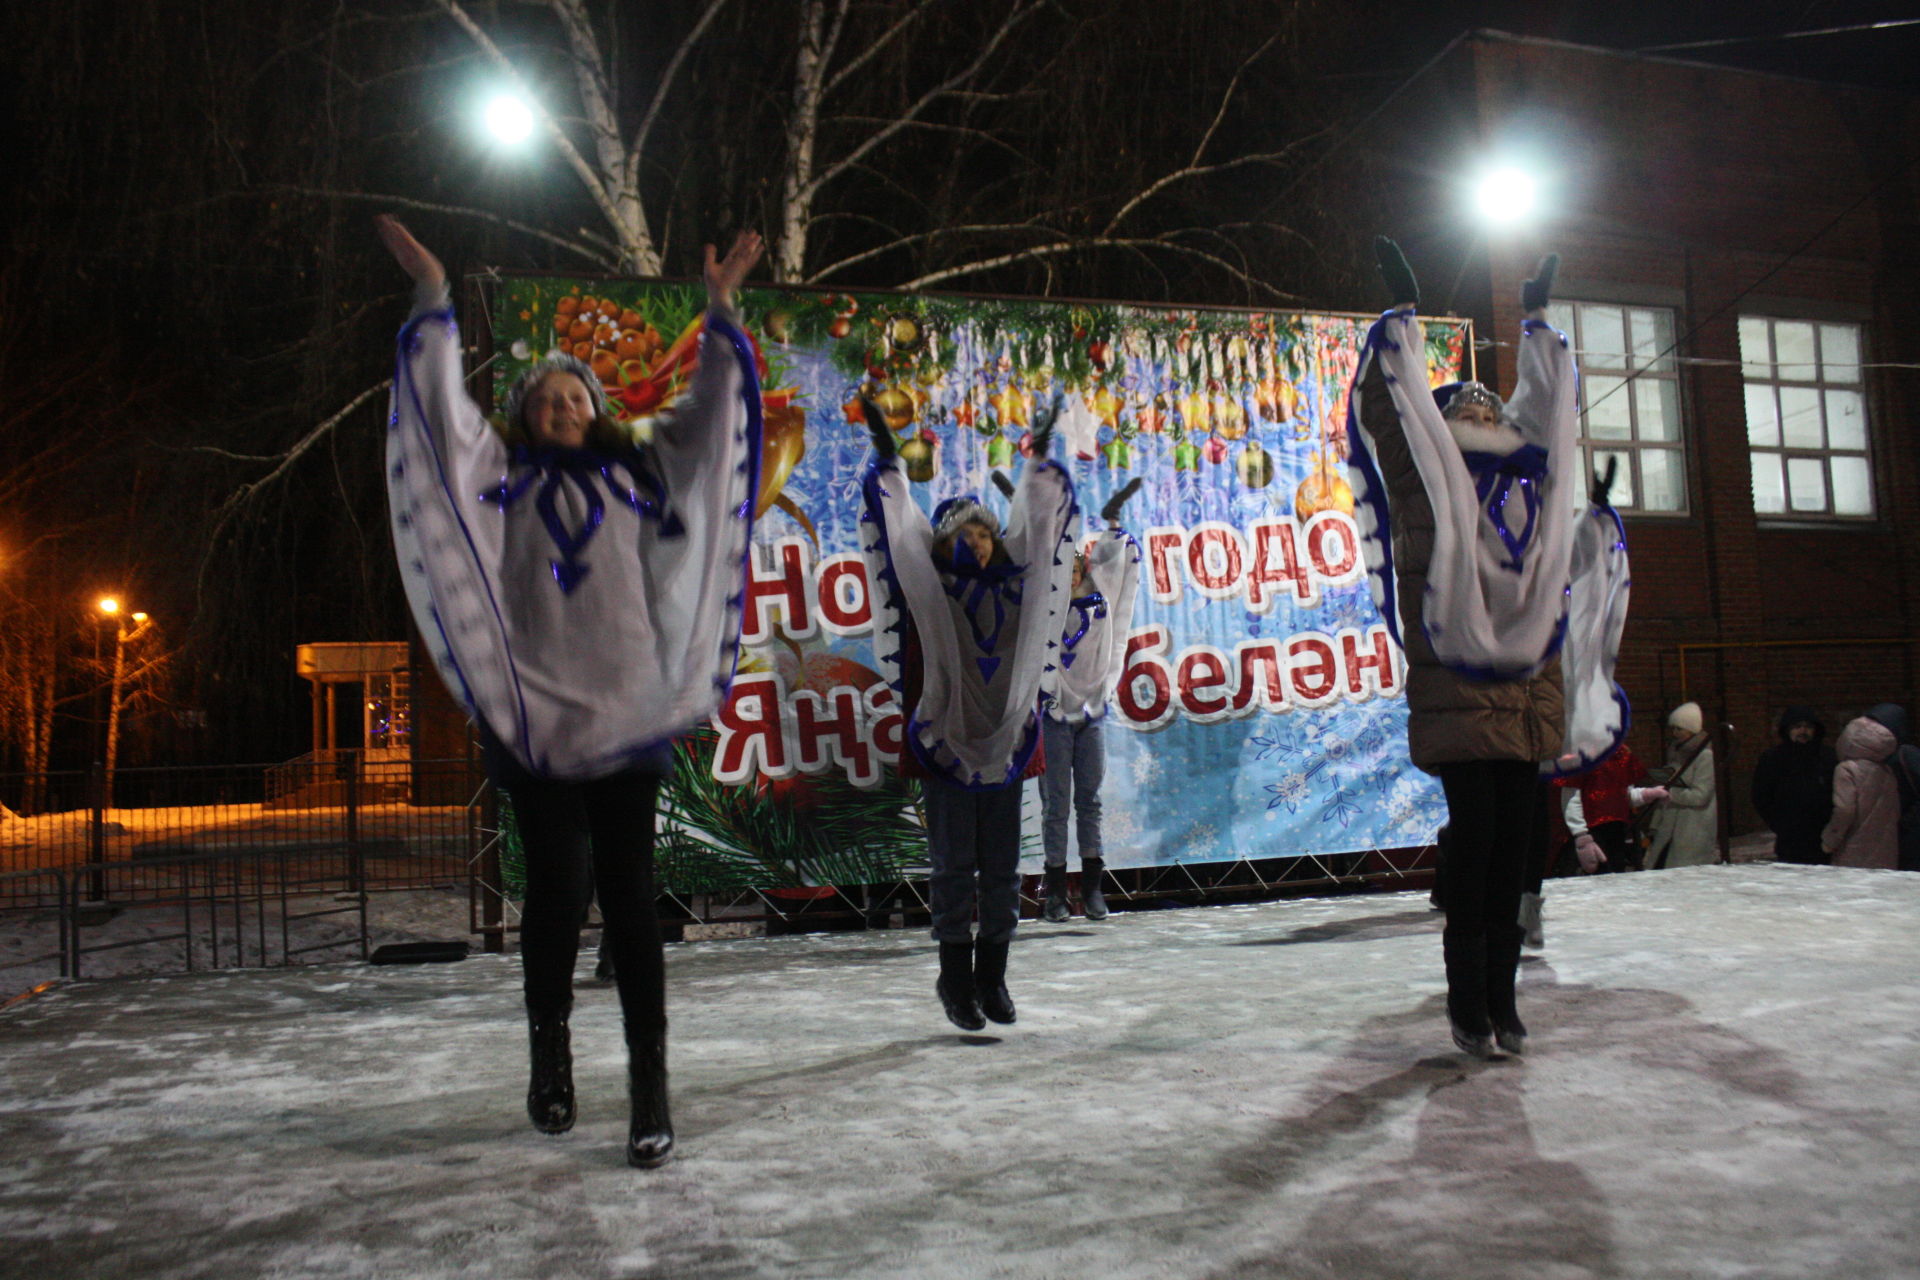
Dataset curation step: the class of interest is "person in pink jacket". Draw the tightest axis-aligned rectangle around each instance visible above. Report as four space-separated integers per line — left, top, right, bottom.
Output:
1822 714 1901 869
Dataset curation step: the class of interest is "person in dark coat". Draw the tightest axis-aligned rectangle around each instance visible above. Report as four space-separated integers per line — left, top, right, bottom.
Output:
1751 707 1836 865
1347 244 1591 1061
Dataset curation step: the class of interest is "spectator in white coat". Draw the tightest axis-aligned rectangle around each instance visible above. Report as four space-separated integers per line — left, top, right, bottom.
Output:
1643 702 1719 869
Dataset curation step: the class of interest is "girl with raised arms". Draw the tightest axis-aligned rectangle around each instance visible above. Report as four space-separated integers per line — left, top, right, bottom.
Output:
378 215 764 1167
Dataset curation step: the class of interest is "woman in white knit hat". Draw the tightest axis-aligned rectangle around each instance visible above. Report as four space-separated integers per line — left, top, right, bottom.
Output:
1643 702 1721 869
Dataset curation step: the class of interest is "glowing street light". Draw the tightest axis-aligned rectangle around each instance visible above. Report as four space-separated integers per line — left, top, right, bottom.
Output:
88 598 156 815
1472 166 1538 225
483 92 536 147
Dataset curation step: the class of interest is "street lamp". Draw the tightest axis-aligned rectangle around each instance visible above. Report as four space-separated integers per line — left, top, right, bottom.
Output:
482 91 536 147
1471 165 1538 225
93 599 155 813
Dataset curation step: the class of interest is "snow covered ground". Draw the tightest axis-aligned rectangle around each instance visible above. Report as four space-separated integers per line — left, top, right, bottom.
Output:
3 863 1917 1280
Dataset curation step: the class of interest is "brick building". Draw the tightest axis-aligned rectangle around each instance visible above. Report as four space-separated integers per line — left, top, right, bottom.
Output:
1345 30 1920 834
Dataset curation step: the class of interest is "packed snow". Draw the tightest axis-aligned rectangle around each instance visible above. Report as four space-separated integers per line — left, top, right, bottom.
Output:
3 862 1917 1279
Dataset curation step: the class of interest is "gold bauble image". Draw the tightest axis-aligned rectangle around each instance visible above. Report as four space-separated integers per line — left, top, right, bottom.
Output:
900 434 937 483
871 386 916 432
1294 469 1354 517
1237 442 1273 489
885 314 925 353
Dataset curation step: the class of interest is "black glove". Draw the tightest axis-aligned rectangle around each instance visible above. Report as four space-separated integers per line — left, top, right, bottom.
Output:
1375 236 1419 310
1590 455 1619 510
1029 394 1063 459
1521 254 1559 313
1100 476 1144 525
990 471 1016 499
859 396 896 461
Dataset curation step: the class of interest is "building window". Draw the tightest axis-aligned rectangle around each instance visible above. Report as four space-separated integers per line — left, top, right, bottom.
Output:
1738 317 1872 519
1546 301 1687 513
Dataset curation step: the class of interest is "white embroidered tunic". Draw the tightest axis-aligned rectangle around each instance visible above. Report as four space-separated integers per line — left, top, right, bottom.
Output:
386 292 761 780
1347 310 1628 772
1042 525 1142 725
862 458 1076 787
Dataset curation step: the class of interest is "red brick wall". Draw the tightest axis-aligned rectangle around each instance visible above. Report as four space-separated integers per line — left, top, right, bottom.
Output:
1353 33 1920 830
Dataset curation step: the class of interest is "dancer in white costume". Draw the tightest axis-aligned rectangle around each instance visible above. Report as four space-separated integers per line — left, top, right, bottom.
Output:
1037 477 1143 922
861 397 1076 1030
378 216 765 1166
1347 239 1628 1058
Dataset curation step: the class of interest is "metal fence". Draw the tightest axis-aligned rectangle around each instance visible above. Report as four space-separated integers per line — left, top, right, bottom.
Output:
0 756 491 986
3 756 1438 984
0 757 488 890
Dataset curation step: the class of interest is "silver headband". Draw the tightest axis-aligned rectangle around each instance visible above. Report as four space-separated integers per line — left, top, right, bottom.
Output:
1443 381 1505 420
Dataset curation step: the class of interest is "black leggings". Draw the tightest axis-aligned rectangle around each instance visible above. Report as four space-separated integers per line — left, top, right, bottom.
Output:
1435 759 1536 1025
506 769 665 1040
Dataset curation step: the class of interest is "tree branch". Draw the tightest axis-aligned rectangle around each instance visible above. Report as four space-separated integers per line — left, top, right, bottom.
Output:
433 0 655 271
262 187 616 271
898 235 1298 302
820 0 939 99
801 0 1046 206
806 220 1058 282
1103 134 1330 236
632 0 736 162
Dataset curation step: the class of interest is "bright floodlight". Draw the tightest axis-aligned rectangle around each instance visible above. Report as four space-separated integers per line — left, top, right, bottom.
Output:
484 93 536 146
1473 166 1537 224
97 597 120 616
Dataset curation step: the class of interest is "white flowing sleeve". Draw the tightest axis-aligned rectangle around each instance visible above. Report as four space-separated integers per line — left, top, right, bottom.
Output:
1346 309 1580 681
1548 502 1631 776
860 457 935 706
386 291 517 737
863 456 1076 786
1043 526 1141 722
388 298 762 780
633 312 760 695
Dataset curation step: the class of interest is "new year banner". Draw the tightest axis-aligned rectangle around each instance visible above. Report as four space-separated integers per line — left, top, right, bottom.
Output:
485 279 1468 892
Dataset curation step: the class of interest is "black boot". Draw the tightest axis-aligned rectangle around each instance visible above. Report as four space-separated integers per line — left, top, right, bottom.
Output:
1486 926 1528 1056
1042 864 1071 923
594 948 616 983
1442 933 1494 1059
626 1026 674 1169
1080 857 1109 921
936 940 985 1031
526 1009 576 1134
974 939 1016 1025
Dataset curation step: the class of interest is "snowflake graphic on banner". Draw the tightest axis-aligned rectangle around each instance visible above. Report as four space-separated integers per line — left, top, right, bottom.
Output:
1319 784 1362 829
1265 771 1312 813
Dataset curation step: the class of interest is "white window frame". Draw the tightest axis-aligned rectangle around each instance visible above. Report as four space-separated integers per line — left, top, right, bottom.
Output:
1738 315 1874 521
1547 300 1689 516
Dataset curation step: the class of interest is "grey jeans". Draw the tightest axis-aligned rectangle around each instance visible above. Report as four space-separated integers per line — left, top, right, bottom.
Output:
1039 714 1105 868
921 772 1023 944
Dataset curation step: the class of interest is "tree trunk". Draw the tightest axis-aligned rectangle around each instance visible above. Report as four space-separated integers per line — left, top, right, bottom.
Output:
777 0 833 283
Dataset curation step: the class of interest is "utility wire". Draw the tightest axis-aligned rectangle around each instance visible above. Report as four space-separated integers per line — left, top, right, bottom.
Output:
1638 17 1920 54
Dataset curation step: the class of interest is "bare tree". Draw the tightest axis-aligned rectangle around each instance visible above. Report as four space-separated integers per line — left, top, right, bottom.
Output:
202 0 1341 504
8 0 1361 765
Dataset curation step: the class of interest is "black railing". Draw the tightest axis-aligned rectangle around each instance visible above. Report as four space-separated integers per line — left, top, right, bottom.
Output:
0 756 488 892
3 757 1438 985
